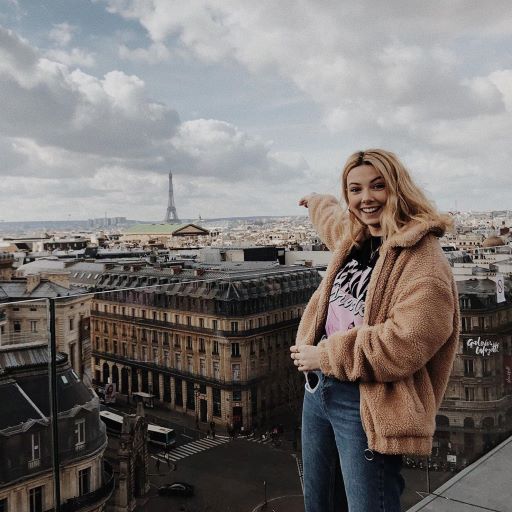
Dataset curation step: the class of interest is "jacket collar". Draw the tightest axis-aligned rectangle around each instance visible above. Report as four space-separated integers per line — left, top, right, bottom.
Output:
354 219 447 250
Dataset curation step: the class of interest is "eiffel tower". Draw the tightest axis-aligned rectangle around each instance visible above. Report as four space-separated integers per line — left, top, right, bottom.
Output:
164 171 180 223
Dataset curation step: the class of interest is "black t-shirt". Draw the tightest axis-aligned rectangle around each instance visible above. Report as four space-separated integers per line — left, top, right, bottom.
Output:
323 236 382 338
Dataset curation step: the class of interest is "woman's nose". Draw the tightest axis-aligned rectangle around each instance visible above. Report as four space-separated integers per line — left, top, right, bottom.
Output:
361 187 373 202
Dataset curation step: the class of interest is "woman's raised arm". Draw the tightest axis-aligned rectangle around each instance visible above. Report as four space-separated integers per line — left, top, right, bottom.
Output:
299 193 346 251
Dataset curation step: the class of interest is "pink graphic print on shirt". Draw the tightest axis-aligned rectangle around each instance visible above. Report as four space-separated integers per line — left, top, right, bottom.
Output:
325 258 373 337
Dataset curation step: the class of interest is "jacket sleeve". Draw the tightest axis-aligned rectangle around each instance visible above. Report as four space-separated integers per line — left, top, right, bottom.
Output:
307 194 346 251
317 276 456 382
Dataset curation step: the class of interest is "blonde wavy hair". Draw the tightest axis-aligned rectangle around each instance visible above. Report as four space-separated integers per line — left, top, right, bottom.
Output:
341 149 452 243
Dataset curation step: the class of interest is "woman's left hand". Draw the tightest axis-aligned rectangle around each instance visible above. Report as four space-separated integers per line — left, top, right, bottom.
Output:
289 344 322 372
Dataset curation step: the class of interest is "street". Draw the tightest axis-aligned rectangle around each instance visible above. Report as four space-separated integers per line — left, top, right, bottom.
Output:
103 403 455 511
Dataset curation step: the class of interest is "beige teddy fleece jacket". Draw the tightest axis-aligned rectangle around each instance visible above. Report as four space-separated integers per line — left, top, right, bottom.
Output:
297 194 460 456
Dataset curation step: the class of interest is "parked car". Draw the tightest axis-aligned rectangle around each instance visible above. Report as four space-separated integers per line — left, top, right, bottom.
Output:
158 482 195 497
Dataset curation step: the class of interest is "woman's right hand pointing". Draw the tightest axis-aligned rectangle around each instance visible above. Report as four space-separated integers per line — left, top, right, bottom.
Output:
298 193 318 208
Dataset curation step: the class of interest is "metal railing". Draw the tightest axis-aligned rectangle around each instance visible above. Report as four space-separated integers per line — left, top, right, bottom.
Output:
60 461 115 512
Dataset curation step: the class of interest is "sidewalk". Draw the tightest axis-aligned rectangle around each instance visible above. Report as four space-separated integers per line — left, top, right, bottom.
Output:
110 395 302 450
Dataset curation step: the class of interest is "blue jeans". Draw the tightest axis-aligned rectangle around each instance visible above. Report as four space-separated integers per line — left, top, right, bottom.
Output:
302 371 404 512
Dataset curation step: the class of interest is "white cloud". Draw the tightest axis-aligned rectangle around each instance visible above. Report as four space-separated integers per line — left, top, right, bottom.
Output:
99 0 512 213
48 22 75 47
0 25 309 219
118 41 170 63
45 47 96 68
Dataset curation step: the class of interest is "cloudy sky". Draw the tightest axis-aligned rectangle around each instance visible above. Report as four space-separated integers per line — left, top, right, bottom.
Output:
1 1 512 221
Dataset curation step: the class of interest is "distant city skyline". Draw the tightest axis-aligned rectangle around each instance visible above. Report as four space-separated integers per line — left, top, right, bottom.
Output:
1 1 512 221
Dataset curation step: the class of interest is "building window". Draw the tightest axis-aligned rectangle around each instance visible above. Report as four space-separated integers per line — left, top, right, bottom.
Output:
212 320 218 331
104 339 109 352
164 350 169 366
483 387 490 401
231 343 240 357
461 317 470 331
75 419 86 449
200 358 206 376
29 432 41 469
199 338 205 352
213 361 220 380
69 318 75 331
13 321 21 333
187 356 193 373
464 387 475 401
29 486 43 512
199 318 205 328
153 348 158 363
482 358 491 376
175 353 182 370
232 387 242 401
113 340 118 354
187 316 192 326
186 336 193 350
232 363 241 381
0 498 7 512
175 314 180 324
78 467 91 496
142 346 147 361
231 321 238 333
30 321 37 333
464 358 475 376
213 388 221 417
122 343 127 357
213 340 219 355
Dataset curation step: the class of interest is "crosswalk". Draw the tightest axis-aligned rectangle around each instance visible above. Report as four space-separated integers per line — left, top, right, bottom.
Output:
243 435 275 446
152 436 229 463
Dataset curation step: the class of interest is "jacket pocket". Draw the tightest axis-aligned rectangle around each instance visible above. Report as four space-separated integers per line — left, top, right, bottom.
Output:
360 372 435 438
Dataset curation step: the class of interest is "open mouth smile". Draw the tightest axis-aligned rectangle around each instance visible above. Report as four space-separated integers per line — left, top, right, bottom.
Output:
360 206 381 214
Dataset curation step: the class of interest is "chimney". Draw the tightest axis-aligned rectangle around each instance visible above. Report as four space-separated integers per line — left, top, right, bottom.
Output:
25 274 41 294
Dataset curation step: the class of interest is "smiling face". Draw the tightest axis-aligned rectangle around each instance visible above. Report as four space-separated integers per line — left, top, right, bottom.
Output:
346 164 388 236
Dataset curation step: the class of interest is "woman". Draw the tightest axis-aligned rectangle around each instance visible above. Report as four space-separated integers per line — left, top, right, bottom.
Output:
290 149 460 512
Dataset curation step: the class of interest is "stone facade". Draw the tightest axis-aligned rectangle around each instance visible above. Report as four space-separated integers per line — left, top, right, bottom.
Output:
435 278 512 466
91 265 320 430
0 344 113 512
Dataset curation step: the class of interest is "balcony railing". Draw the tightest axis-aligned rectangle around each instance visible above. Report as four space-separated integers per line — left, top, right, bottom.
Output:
60 461 115 512
92 310 298 338
93 349 263 387
441 395 512 411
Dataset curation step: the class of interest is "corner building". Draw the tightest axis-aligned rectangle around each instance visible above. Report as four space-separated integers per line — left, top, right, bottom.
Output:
0 344 113 512
91 265 321 429
435 277 512 466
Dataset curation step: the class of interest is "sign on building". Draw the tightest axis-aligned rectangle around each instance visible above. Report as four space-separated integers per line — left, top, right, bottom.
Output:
496 274 506 304
104 382 117 403
504 354 512 385
464 336 500 356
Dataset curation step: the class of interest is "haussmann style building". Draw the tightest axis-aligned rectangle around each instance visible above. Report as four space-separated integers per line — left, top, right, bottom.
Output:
90 263 321 430
0 343 113 512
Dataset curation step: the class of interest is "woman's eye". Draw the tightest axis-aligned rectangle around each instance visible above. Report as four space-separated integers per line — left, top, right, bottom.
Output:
349 188 360 193
373 183 385 190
